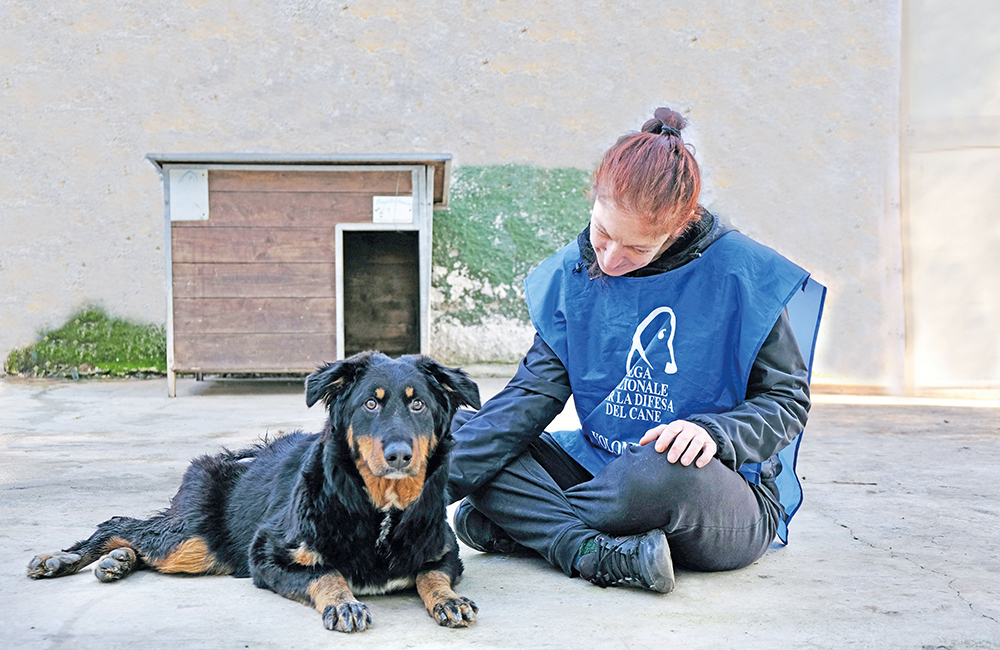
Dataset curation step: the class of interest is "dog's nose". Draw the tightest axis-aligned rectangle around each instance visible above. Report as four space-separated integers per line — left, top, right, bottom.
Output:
383 441 413 471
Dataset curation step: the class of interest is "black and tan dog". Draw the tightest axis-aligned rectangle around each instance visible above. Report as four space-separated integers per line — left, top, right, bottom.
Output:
27 351 481 633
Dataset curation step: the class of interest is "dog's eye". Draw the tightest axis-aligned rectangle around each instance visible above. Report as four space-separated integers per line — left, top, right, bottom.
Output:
410 399 425 412
364 398 378 410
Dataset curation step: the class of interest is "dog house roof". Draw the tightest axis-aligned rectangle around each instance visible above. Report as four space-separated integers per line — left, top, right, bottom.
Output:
145 153 453 208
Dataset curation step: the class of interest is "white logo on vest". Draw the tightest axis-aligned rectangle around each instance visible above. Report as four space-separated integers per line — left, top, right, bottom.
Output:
590 307 678 455
626 307 678 376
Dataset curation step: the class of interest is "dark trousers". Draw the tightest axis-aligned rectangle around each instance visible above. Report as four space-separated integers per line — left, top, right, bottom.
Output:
466 432 780 576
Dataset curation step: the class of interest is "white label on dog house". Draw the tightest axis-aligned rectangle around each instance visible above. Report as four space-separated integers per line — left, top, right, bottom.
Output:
372 196 413 224
169 169 209 221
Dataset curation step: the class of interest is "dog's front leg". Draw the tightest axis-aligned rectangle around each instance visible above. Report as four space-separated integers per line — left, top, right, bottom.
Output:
416 568 478 628
249 530 371 632
307 571 371 633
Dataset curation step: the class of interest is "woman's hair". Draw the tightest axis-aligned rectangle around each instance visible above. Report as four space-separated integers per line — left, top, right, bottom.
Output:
590 106 702 232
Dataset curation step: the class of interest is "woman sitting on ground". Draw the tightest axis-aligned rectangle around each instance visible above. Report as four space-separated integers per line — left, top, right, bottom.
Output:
447 106 812 593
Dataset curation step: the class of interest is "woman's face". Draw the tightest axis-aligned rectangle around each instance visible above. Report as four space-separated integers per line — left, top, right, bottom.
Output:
589 200 680 277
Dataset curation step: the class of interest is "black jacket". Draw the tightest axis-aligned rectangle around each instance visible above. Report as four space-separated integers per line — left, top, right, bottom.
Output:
447 210 811 503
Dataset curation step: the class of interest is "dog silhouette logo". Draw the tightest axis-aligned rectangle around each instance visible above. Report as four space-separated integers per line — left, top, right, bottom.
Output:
625 307 678 376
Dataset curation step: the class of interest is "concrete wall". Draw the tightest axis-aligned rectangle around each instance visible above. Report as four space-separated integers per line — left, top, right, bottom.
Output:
903 0 1000 391
2 1 906 389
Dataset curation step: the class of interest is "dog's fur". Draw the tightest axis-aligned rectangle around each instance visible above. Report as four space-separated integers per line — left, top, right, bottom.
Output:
27 351 481 632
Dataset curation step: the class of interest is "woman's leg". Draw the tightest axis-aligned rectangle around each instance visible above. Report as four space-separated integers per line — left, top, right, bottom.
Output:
564 442 779 571
464 443 597 576
463 433 777 576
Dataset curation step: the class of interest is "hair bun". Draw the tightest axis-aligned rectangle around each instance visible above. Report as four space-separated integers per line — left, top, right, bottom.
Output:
641 106 687 138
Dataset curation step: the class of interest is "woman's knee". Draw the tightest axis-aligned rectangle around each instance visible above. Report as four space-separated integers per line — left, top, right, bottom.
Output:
612 443 710 500
669 515 775 572
570 445 737 532
566 445 689 531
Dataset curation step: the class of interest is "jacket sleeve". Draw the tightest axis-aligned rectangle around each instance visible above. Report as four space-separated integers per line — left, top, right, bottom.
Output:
446 333 572 504
686 308 811 471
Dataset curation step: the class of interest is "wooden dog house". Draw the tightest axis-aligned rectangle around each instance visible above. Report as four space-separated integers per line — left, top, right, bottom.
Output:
146 154 451 397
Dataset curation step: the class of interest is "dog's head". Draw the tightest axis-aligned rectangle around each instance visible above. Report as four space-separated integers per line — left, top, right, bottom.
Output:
305 352 480 507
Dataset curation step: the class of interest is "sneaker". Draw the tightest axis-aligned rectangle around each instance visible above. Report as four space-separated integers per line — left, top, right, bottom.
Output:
575 529 675 593
452 499 523 554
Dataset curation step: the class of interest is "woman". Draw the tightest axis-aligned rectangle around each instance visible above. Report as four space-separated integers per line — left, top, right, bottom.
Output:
447 107 811 593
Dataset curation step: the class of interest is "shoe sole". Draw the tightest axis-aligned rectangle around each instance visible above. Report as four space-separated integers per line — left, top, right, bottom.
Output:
639 530 675 594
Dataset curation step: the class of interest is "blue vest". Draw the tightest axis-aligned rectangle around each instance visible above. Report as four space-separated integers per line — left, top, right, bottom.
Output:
524 232 810 535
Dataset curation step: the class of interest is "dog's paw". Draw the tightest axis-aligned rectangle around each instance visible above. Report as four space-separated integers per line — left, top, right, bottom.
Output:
431 595 478 628
322 601 372 633
94 547 137 583
27 552 83 579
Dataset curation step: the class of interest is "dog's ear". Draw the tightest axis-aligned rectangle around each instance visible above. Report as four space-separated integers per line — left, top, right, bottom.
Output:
409 356 482 411
305 351 377 408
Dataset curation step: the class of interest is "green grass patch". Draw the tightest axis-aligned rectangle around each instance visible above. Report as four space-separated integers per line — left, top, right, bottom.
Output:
4 306 166 379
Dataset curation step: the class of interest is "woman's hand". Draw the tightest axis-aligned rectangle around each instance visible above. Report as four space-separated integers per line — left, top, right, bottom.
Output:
639 420 717 468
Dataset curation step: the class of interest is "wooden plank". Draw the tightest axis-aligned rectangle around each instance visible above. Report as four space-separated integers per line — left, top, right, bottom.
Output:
343 306 417 326
345 322 413 341
342 230 419 265
172 192 375 228
209 170 413 193
345 322 414 339
173 298 336 333
345 301 418 356
172 228 335 264
343 333 417 356
344 271 419 300
172 263 335 299
347 249 421 266
348 341 415 353
173 332 337 372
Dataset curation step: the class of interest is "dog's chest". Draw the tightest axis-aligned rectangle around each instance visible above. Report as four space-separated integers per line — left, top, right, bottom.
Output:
375 511 394 547
313 508 438 582
358 509 419 557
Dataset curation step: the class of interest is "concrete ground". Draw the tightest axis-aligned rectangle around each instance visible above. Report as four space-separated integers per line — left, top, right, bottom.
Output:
1 375 998 650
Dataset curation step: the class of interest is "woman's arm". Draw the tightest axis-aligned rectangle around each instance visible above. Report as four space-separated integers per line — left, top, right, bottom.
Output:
447 334 572 503
685 308 811 470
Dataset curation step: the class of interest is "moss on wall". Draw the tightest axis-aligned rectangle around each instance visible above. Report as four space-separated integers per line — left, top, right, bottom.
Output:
432 165 592 326
4 306 166 378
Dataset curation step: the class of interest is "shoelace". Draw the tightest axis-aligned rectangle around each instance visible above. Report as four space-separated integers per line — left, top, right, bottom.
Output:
591 537 642 587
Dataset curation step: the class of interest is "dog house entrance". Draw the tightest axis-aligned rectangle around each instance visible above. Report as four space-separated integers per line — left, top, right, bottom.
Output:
341 230 421 357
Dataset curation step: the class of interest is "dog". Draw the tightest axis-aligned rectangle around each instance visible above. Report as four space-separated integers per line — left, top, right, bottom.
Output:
27 351 481 633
